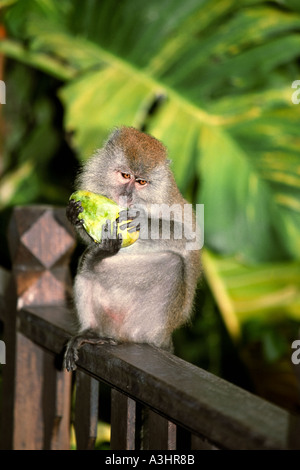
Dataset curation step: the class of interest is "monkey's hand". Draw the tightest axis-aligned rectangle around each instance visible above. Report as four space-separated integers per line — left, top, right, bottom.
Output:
63 329 118 372
78 220 123 269
66 198 85 228
117 208 141 234
99 220 123 253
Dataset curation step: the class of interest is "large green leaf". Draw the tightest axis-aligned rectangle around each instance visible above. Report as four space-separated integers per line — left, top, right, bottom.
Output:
198 125 288 263
1 0 300 264
59 67 158 158
202 249 300 341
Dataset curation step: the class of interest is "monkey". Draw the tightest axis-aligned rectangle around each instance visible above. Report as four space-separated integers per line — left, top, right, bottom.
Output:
63 126 201 371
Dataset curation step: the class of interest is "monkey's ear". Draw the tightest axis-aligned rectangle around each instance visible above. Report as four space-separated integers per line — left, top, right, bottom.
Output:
166 159 172 165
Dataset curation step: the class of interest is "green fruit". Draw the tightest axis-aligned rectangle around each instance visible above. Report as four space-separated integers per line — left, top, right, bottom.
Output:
70 190 139 248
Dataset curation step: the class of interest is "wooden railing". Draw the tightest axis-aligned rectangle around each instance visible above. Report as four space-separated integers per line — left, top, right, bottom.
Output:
0 206 298 450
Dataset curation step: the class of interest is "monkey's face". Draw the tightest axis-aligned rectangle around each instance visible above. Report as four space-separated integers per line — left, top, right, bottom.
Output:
77 151 153 208
108 156 174 209
112 169 148 207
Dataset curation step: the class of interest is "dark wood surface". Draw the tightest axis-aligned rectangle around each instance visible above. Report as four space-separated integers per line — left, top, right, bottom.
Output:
110 389 136 450
0 206 75 449
42 349 72 449
75 370 99 450
17 304 292 450
143 409 177 450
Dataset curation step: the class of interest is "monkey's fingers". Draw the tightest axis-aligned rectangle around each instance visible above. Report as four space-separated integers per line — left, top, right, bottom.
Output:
66 199 85 227
68 199 83 213
111 220 118 239
116 209 140 223
119 221 140 232
102 219 119 239
100 220 122 253
127 223 140 233
116 209 132 223
101 220 111 240
109 231 123 252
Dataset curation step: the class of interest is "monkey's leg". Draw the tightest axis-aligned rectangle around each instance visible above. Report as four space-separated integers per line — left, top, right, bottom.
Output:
63 329 117 372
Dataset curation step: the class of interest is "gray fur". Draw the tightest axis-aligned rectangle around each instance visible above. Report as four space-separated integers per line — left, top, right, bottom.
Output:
63 127 200 371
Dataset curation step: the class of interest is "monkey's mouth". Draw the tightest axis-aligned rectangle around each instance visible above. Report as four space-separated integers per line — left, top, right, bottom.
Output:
118 196 133 207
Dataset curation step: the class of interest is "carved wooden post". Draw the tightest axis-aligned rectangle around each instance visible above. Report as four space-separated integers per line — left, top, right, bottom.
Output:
1 206 76 450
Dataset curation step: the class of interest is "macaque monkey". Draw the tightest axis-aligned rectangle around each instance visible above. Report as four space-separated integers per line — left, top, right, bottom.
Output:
63 126 201 371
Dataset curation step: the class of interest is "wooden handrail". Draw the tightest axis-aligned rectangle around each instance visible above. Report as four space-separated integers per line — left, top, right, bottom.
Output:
0 206 297 450
17 304 291 450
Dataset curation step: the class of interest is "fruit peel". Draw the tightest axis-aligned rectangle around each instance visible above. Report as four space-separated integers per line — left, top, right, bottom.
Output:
70 190 139 248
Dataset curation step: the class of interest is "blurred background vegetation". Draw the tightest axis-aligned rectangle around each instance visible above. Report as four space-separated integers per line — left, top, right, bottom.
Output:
1 0 300 426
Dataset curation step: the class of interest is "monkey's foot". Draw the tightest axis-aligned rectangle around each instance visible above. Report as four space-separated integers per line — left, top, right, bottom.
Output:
63 330 118 371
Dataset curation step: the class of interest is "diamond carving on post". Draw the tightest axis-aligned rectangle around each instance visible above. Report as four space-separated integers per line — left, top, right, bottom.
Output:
8 206 76 308
21 210 75 269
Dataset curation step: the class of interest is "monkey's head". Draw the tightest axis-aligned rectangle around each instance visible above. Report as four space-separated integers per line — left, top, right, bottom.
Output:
77 126 181 207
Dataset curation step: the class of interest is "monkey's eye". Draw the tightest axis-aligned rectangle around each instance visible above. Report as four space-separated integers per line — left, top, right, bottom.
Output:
121 172 131 179
137 179 147 186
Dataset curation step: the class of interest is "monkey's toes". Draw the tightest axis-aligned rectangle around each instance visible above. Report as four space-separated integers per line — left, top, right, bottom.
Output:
63 346 79 372
99 337 118 346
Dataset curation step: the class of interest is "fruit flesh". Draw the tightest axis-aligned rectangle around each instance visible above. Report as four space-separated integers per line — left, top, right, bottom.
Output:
70 190 139 247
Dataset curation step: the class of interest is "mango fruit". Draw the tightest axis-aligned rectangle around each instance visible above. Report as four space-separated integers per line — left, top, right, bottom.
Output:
69 190 139 248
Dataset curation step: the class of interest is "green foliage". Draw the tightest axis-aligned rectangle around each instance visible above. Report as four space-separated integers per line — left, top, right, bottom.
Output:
1 0 300 399
2 0 300 261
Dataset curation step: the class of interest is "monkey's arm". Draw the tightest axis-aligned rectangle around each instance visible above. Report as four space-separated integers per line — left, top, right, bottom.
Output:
63 219 123 371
